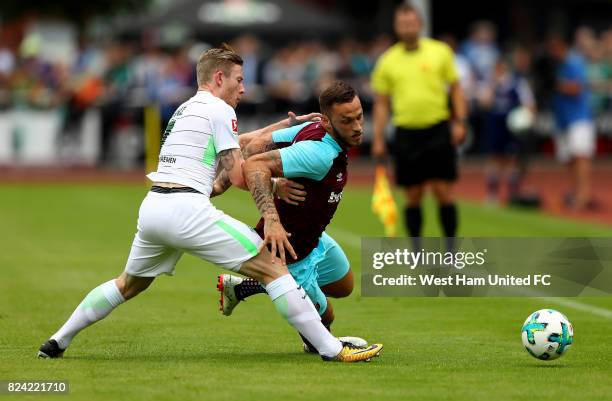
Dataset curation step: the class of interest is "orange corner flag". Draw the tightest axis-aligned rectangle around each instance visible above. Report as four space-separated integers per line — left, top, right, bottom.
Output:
371 166 398 237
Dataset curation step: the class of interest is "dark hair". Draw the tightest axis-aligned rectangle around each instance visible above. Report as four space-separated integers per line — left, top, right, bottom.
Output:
196 43 243 86
319 81 357 115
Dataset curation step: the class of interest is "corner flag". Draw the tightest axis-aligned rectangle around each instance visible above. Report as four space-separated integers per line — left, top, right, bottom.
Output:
371 166 398 237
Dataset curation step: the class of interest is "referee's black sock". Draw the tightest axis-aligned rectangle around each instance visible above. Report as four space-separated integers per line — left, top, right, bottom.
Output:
404 206 423 238
439 203 458 251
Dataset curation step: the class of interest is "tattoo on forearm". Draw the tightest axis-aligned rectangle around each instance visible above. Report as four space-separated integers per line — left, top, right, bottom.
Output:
218 149 236 172
262 142 279 153
211 170 231 197
268 152 284 177
246 170 278 220
243 142 279 159
244 150 285 219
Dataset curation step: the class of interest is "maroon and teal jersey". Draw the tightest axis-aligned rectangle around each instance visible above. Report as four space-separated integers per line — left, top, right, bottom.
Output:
255 122 348 262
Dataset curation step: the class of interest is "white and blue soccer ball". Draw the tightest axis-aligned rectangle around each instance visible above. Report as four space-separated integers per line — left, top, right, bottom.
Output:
521 309 573 361
506 106 534 134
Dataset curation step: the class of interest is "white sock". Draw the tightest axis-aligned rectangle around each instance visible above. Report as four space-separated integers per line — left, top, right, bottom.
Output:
265 274 342 358
51 279 125 349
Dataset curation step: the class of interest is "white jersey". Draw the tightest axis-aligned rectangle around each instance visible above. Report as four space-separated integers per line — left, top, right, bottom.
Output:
147 90 239 197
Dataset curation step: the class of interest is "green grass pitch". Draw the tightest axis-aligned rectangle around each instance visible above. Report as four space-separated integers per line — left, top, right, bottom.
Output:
0 184 611 401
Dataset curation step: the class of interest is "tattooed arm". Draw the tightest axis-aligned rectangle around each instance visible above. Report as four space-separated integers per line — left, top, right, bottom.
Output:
210 169 231 198
238 126 275 158
239 111 322 159
212 152 306 203
243 150 297 264
240 137 279 160
216 148 248 191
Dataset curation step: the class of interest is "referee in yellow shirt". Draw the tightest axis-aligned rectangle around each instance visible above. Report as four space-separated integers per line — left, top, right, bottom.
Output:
371 2 467 244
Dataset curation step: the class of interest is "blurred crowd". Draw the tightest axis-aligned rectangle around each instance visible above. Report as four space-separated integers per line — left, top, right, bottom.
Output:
0 32 395 118
445 22 612 119
1 21 612 154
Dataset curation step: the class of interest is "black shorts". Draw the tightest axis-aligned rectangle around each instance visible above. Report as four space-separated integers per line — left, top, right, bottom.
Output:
393 121 458 187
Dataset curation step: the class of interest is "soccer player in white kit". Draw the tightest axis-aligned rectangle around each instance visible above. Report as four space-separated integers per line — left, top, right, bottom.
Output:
37 45 382 362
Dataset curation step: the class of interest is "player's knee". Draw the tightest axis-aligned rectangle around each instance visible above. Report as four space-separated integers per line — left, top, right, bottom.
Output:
332 286 353 298
115 274 128 297
339 284 353 298
433 193 451 205
405 186 424 206
437 195 455 205
322 270 354 298
340 270 354 297
115 273 153 300
330 280 353 298
240 251 288 285
431 182 454 204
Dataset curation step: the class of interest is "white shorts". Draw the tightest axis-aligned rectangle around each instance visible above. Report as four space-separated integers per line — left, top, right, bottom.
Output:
124 191 263 277
555 120 596 163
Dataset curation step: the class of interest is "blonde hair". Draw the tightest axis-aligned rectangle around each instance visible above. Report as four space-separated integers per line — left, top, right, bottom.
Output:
196 43 243 86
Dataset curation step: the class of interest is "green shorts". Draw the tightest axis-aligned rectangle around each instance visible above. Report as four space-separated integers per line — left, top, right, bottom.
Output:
288 232 350 315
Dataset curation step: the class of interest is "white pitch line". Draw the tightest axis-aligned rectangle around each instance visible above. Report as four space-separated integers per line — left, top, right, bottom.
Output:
217 194 612 320
327 224 612 320
544 297 612 320
326 226 362 249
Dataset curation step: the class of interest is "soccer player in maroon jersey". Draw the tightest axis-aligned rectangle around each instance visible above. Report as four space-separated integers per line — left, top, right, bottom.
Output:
218 81 368 352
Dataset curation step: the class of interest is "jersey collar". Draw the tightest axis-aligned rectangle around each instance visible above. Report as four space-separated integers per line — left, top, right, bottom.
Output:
195 90 214 98
323 133 344 153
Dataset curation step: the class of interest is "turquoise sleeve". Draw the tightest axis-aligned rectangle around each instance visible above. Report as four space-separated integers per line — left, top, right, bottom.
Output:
279 140 337 181
272 122 313 143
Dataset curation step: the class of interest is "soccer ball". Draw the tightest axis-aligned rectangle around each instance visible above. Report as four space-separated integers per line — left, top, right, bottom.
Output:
506 106 534 134
521 309 573 360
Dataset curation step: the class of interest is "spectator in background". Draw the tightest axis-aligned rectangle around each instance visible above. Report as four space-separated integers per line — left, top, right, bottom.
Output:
601 28 612 109
263 44 309 113
303 40 338 100
0 41 15 109
0 41 15 77
573 26 597 56
360 34 393 104
461 21 499 83
132 34 168 103
511 43 534 78
573 29 611 114
477 57 535 204
157 45 194 126
371 2 467 246
548 33 596 210
460 22 500 158
331 38 373 111
368 33 393 67
336 38 359 82
71 39 105 110
231 34 264 106
601 28 612 66
100 41 134 162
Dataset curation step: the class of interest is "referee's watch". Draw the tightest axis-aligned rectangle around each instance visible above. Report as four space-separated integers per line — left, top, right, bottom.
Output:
454 118 468 126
